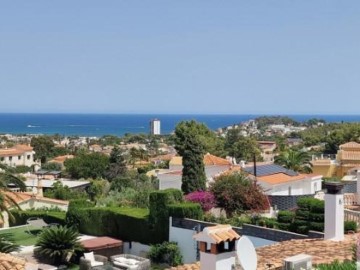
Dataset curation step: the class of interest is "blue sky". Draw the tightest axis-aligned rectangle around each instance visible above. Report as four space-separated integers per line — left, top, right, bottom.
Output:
1 1 360 114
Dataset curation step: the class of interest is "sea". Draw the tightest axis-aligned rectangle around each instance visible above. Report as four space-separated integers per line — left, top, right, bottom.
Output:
0 113 359 137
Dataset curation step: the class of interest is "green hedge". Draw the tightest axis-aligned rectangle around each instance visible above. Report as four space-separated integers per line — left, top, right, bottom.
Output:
168 203 203 220
66 207 165 244
277 211 295 223
10 210 66 226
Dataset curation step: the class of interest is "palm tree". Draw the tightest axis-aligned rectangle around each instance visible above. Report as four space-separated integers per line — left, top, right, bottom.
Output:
274 149 313 173
35 226 83 265
0 164 27 222
0 237 20 253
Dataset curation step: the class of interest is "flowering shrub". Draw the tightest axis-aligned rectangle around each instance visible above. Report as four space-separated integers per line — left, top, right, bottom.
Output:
184 191 215 211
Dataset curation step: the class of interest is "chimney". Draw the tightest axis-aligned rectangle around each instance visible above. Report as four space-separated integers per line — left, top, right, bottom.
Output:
324 182 344 241
193 225 240 270
37 178 43 197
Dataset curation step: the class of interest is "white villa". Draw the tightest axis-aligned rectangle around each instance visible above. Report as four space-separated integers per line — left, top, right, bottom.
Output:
0 144 38 168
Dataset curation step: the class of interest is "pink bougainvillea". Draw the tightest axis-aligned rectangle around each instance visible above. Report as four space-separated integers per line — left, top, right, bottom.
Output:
185 191 216 212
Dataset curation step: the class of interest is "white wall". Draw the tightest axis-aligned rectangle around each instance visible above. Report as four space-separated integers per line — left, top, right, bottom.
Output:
123 242 151 257
261 178 323 196
0 151 37 167
169 224 198 263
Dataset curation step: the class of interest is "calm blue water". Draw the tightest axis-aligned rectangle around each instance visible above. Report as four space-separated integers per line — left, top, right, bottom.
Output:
0 113 359 137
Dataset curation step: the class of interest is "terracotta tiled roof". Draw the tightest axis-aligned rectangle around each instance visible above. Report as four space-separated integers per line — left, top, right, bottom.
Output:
0 252 26 270
193 224 240 244
257 173 321 185
203 153 231 166
256 234 357 269
3 192 69 207
340 142 360 150
168 234 357 270
170 154 231 167
0 145 33 157
49 154 74 163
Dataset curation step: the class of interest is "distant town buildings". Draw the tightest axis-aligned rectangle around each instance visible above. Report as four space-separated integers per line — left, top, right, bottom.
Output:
150 118 161 135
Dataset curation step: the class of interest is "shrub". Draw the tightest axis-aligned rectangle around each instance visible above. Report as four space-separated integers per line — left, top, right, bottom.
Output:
148 242 183 267
0 237 20 253
210 172 269 215
184 191 215 211
168 203 203 220
35 226 83 266
277 211 295 223
264 218 277 228
344 221 357 233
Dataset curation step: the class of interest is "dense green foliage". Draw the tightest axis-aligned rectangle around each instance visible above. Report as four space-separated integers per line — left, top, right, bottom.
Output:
277 198 324 234
31 136 55 163
299 122 360 153
35 226 83 266
277 211 295 231
168 203 203 220
41 162 63 171
344 221 357 233
224 131 262 162
210 172 269 215
105 146 128 180
0 166 27 221
10 210 66 226
64 152 109 179
44 182 88 200
148 242 183 267
174 121 207 193
0 237 20 253
316 261 356 270
274 149 312 173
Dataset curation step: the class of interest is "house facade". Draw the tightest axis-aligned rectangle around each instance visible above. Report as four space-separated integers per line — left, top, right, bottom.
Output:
243 164 323 196
0 144 38 167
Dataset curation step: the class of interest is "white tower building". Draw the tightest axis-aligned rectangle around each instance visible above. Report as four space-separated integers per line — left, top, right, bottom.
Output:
150 119 161 135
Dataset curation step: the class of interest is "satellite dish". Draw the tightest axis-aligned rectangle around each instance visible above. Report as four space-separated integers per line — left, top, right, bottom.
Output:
236 236 257 270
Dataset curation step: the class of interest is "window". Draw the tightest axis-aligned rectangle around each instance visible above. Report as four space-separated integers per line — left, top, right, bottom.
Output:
0 157 4 161
18 156 21 160
9 156 12 161
288 186 292 195
27 155 30 160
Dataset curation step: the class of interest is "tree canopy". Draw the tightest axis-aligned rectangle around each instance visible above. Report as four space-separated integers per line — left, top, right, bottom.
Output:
174 121 207 193
210 172 269 216
274 149 312 173
64 152 109 179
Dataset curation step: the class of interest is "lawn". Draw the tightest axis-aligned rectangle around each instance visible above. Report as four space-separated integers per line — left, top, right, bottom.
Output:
0 225 42 246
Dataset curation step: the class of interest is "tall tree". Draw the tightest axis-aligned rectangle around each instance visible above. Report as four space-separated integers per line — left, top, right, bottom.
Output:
31 136 55 164
274 149 313 173
105 146 128 180
227 135 262 162
174 121 207 194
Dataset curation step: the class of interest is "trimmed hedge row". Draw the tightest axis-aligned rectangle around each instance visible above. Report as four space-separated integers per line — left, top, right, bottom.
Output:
168 203 203 220
10 210 66 226
65 189 202 245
